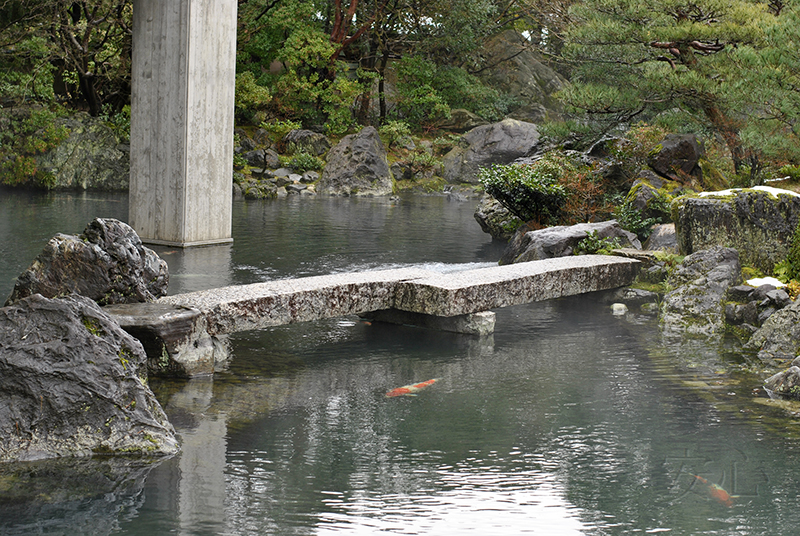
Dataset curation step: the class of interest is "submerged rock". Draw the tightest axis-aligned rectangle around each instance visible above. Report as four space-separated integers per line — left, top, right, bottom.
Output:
5 218 168 307
673 187 800 273
0 294 178 462
660 247 741 338
317 126 393 196
500 220 641 265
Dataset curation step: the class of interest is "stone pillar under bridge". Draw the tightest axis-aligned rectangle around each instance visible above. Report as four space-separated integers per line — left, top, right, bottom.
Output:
130 0 237 247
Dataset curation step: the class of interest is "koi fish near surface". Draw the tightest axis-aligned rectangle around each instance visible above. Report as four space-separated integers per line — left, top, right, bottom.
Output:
385 378 439 397
691 474 738 507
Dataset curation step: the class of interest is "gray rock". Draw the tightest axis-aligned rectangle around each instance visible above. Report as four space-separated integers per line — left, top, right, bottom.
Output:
104 302 229 377
747 300 800 360
648 134 704 182
301 171 320 183
442 118 542 185
500 221 641 265
37 112 130 190
764 366 800 399
242 149 266 167
673 189 800 273
660 247 741 338
5 218 168 307
643 223 678 252
317 126 393 196
283 129 331 156
436 109 490 133
0 294 178 462
473 195 523 241
477 31 566 123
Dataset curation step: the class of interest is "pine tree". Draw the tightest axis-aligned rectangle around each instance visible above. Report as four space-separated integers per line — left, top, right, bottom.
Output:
560 0 777 175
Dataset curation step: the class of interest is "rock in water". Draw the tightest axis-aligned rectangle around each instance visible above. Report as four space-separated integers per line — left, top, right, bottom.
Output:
5 218 168 306
316 126 393 196
0 294 178 462
660 247 741 338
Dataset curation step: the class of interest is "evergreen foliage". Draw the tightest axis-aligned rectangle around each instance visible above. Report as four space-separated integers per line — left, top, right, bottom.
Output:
479 159 569 225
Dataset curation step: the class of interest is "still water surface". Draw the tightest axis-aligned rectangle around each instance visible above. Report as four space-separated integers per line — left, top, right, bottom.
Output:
1 189 799 535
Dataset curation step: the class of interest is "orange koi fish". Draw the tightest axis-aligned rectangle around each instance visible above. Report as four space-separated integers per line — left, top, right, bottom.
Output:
692 474 738 507
385 378 439 397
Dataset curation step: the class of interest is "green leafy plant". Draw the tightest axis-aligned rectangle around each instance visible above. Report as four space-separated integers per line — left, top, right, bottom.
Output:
260 119 302 149
284 151 324 173
575 230 623 255
479 159 568 226
614 199 659 241
0 107 70 188
379 120 412 149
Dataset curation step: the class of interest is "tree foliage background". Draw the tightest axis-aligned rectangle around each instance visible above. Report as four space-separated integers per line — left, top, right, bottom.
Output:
1 0 800 174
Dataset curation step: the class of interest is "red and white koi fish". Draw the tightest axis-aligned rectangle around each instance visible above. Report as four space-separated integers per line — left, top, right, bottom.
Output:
385 378 439 397
692 474 738 507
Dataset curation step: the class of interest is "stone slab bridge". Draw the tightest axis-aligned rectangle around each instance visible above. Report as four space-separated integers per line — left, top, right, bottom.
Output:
104 255 640 378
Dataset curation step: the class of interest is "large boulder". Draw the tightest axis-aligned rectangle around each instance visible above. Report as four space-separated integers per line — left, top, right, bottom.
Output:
746 300 800 360
0 294 178 462
473 195 523 241
442 118 542 185
317 126 393 196
648 134 704 183
5 218 168 307
499 221 641 265
477 31 566 123
660 246 741 338
38 112 130 190
672 186 800 273
436 109 490 133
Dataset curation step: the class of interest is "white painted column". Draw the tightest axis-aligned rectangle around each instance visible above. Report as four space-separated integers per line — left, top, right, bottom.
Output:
130 0 237 247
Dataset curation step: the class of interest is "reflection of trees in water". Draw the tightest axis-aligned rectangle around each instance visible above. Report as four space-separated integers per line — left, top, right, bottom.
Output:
0 456 163 535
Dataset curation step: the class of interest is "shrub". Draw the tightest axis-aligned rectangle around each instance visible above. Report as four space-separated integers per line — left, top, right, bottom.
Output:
260 119 302 150
575 230 623 255
0 106 70 188
379 120 412 149
479 159 568 225
613 198 659 241
284 152 324 173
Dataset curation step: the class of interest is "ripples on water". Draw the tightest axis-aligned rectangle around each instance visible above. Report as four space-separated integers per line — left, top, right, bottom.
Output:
1 190 800 535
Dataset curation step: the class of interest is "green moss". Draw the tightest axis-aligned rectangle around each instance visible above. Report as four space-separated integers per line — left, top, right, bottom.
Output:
81 316 104 337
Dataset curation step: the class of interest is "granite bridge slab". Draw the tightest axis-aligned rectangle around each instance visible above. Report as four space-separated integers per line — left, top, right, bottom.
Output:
105 255 640 377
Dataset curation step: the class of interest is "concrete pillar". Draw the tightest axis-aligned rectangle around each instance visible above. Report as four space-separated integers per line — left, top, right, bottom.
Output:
130 0 237 247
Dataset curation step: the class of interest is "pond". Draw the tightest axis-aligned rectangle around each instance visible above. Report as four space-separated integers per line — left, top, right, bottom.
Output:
1 189 799 535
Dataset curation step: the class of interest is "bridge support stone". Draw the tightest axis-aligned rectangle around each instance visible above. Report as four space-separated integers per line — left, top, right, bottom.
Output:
129 0 237 247
363 309 496 336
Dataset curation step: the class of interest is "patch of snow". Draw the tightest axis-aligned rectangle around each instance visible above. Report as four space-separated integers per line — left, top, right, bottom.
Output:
698 185 800 198
747 276 785 288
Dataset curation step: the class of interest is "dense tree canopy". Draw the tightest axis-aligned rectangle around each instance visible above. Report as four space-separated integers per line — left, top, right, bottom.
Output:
558 0 800 177
1 0 800 177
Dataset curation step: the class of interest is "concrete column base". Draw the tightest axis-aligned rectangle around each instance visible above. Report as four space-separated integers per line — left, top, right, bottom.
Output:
362 309 496 336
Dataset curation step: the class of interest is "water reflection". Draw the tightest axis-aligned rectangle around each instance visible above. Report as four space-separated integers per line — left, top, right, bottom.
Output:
0 456 164 535
4 191 800 535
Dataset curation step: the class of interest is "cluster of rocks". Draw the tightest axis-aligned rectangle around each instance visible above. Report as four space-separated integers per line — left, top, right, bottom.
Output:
1 219 178 462
234 118 545 200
